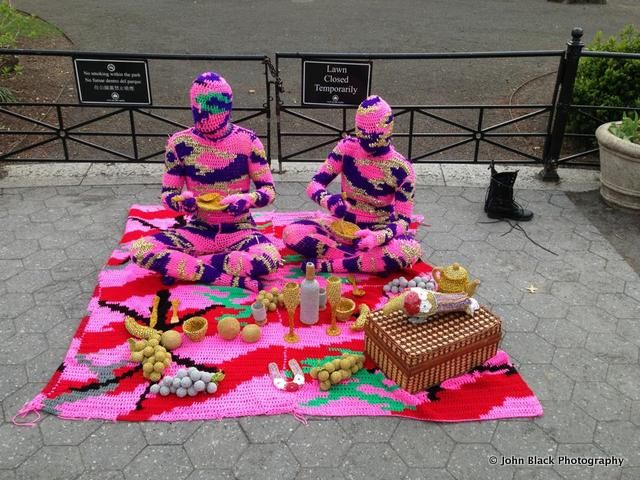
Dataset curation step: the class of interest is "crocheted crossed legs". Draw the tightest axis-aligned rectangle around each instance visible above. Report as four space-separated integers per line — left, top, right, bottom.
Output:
131 219 280 292
283 216 422 274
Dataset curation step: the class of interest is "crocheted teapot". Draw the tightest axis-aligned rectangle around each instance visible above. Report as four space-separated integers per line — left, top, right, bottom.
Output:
432 263 480 296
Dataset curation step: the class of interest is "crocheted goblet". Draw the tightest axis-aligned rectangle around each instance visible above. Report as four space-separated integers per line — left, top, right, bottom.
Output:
326 276 342 336
283 282 300 343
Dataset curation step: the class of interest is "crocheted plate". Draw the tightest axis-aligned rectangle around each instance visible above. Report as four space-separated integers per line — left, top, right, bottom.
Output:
329 219 359 243
196 193 227 211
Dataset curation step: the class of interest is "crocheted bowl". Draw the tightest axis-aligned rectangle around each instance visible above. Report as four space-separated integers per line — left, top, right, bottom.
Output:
329 219 359 244
196 193 227 212
336 297 356 322
183 316 208 342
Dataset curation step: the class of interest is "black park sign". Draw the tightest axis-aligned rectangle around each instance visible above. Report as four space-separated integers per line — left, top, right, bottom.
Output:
302 60 372 106
74 58 152 105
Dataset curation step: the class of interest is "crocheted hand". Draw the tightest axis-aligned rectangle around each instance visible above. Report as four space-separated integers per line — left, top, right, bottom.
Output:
354 229 383 251
220 193 252 216
180 191 197 214
325 194 347 218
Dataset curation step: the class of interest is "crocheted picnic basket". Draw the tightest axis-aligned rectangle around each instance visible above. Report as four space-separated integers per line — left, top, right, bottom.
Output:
364 306 502 393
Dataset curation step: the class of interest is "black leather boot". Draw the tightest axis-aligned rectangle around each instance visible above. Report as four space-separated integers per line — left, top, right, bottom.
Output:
484 165 534 221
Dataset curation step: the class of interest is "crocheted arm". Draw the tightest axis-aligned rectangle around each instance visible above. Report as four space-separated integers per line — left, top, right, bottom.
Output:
306 140 346 216
247 135 276 207
220 135 275 214
388 166 416 234
356 164 416 248
160 139 196 213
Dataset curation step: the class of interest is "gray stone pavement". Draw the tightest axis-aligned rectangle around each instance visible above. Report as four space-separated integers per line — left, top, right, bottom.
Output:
1 182 640 480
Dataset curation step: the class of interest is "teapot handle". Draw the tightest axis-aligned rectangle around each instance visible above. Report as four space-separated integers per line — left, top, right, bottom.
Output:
432 267 442 282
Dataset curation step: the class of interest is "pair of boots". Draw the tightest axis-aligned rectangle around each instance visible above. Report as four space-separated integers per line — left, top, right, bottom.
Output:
484 165 533 221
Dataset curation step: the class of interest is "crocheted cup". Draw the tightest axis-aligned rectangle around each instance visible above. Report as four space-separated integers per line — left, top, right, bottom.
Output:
251 301 267 327
326 276 342 336
183 316 208 342
283 282 300 343
336 297 356 322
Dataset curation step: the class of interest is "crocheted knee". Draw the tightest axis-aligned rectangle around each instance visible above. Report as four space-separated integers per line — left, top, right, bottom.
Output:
283 220 330 258
207 234 280 277
130 233 204 281
246 242 281 276
282 220 321 247
386 236 423 269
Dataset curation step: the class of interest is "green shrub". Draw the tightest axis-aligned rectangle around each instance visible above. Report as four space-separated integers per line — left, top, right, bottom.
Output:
568 25 640 141
609 112 640 144
0 0 60 77
0 0 60 42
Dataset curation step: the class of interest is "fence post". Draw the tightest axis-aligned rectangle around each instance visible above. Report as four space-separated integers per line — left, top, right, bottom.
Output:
541 27 584 181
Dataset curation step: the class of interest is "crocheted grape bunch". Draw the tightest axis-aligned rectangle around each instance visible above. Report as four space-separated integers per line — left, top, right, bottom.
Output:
309 353 365 391
257 287 284 312
383 275 435 296
128 334 172 383
149 367 225 397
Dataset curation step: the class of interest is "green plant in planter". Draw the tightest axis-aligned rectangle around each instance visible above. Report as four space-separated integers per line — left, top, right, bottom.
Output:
568 25 640 145
609 113 640 144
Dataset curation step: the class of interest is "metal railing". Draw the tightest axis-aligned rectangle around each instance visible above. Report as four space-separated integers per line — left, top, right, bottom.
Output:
0 49 273 163
274 50 563 173
1 28 640 182
274 28 640 179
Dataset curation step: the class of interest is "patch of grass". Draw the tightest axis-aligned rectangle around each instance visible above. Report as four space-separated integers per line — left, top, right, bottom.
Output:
0 85 16 101
1 0 61 92
0 0 61 44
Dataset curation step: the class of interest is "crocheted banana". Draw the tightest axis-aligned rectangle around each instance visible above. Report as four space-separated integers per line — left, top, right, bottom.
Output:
350 304 370 331
124 316 161 340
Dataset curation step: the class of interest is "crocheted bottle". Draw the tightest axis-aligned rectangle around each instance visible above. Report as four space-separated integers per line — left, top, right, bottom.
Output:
299 262 320 325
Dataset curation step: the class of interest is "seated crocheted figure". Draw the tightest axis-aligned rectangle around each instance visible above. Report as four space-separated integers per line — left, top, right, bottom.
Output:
130 72 280 291
282 95 422 273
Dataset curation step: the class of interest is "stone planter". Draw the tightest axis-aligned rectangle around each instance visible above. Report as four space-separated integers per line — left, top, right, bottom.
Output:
596 122 640 212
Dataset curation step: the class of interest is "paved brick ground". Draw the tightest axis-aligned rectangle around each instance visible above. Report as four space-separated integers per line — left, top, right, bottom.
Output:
1 183 639 480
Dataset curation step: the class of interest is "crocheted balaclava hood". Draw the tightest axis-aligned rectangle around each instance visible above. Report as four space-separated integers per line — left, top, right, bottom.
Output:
190 72 233 139
355 95 394 153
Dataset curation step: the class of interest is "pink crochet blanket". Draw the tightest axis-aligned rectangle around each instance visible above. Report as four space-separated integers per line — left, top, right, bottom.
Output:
20 207 542 422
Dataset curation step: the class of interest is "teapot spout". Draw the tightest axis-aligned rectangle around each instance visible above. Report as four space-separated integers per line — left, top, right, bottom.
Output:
465 280 481 297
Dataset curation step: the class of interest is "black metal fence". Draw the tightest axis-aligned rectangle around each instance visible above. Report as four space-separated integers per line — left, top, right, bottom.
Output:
274 51 562 173
2 28 640 181
0 50 272 163
274 29 640 179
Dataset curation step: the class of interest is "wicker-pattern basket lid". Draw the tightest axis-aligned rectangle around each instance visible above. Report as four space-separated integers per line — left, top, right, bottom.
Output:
366 307 501 364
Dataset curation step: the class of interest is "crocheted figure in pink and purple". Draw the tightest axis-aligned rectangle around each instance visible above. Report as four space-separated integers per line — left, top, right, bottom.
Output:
130 72 280 291
283 95 422 273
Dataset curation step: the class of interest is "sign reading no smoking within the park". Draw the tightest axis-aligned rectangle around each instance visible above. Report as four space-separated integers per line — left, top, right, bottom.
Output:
302 60 371 106
73 58 152 105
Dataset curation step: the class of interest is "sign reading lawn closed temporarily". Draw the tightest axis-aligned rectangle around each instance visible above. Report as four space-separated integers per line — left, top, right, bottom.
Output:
74 58 152 105
302 60 371 106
